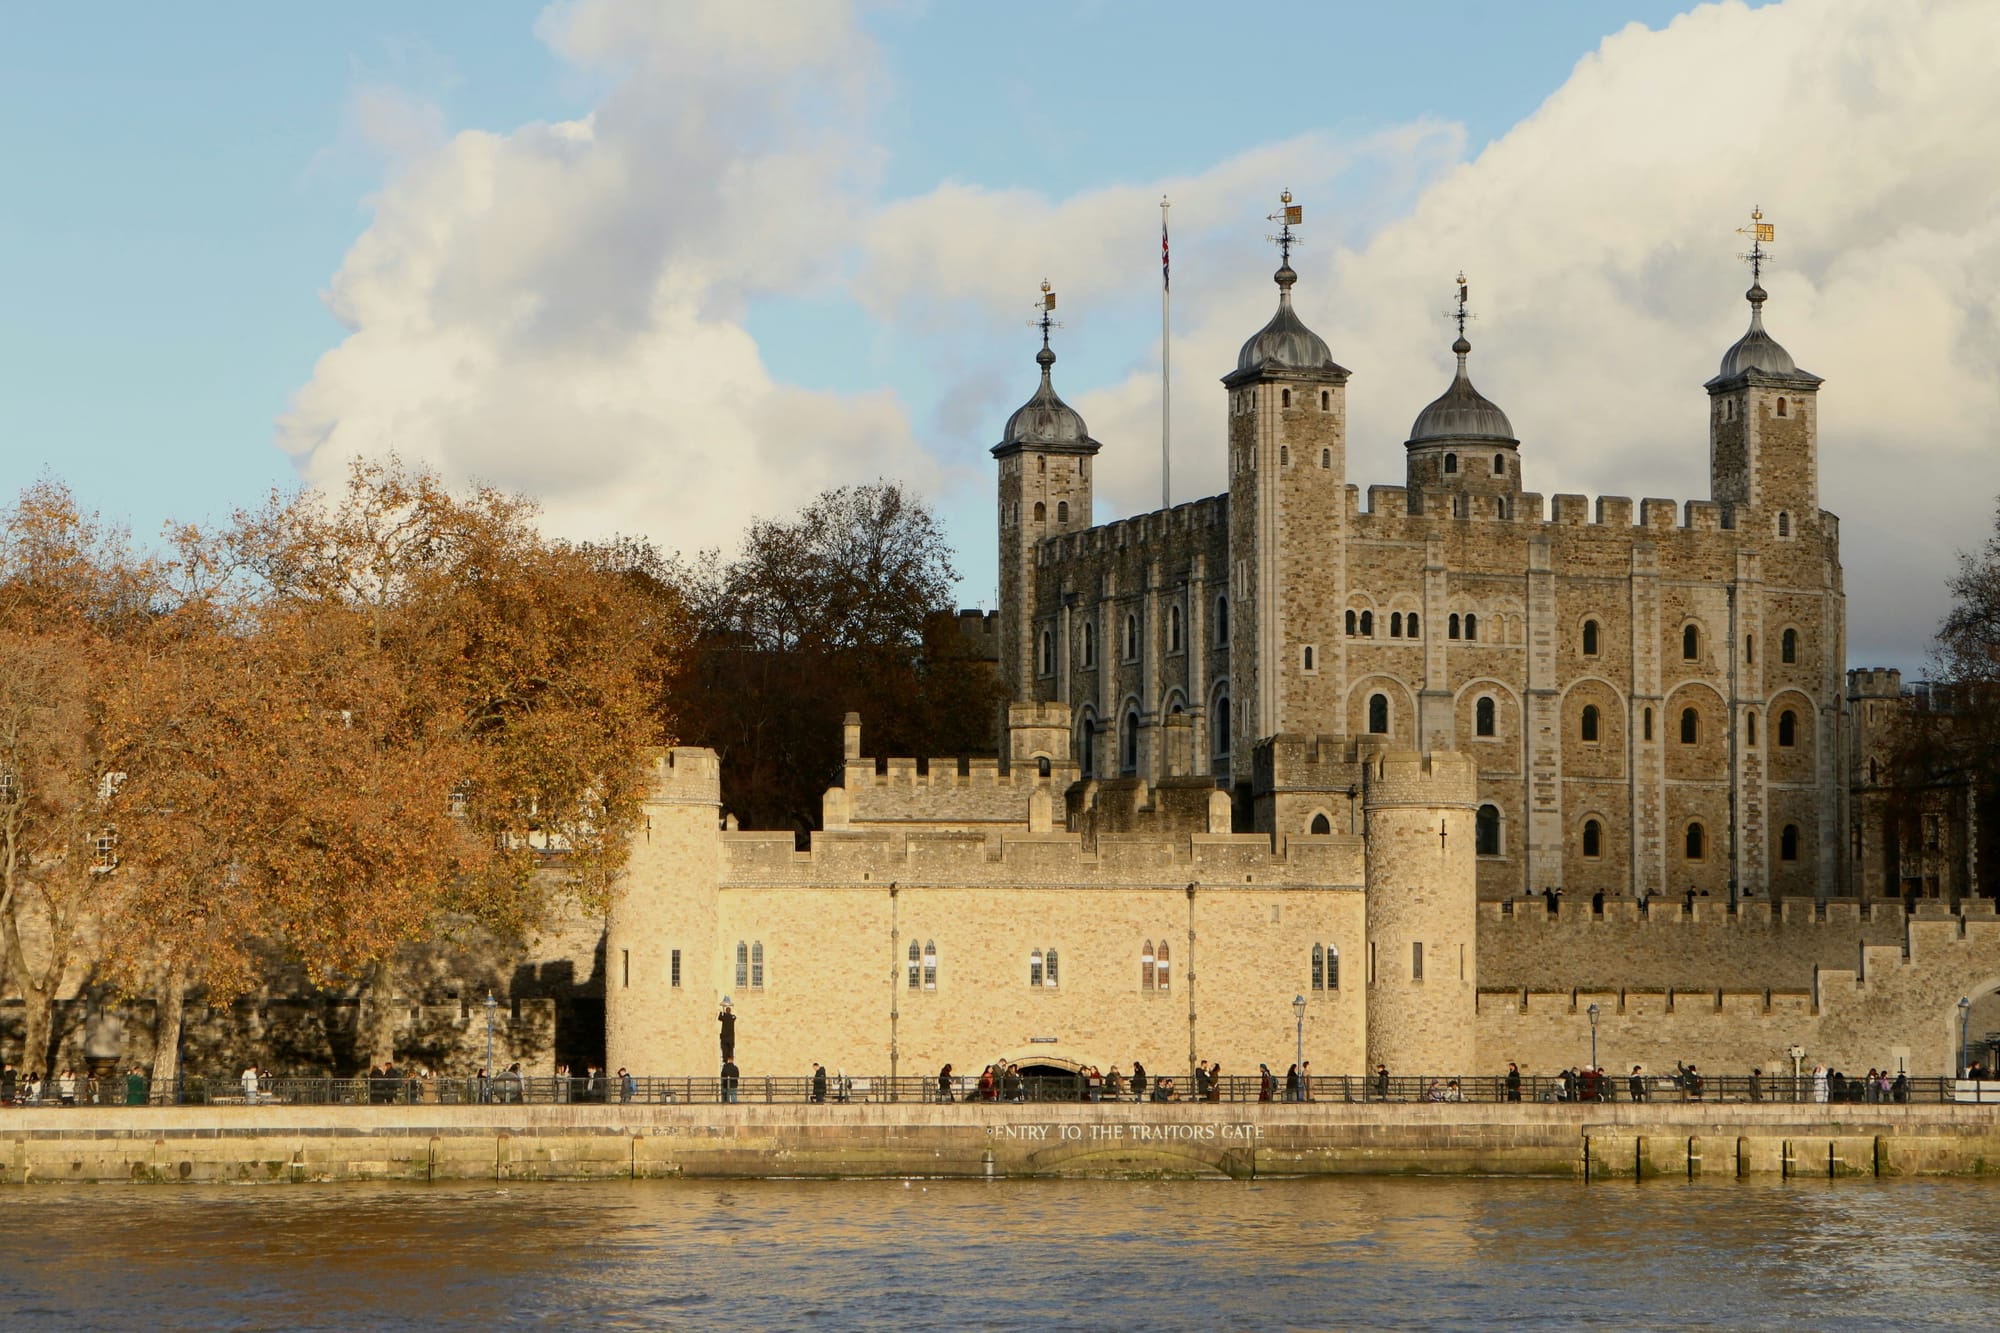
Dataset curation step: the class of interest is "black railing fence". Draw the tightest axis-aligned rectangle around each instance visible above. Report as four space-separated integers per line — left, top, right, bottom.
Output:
1 1070 1989 1108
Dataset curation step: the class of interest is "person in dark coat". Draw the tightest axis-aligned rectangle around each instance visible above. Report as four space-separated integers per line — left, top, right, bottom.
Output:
1629 1065 1647 1102
718 1001 736 1062
936 1064 954 1103
1506 1063 1522 1101
1130 1061 1147 1102
1207 1062 1224 1102
1374 1064 1390 1101
720 1059 740 1103
811 1063 828 1103
1284 1063 1301 1102
1259 1064 1276 1102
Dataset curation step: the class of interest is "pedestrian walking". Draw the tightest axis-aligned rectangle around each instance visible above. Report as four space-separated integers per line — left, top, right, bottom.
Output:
937 1063 954 1103
811 1062 828 1103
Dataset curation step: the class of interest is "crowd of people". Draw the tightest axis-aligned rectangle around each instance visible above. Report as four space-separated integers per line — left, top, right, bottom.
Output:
0 1063 152 1105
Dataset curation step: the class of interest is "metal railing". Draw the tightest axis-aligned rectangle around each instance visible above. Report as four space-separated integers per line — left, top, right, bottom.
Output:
0 1071 1985 1108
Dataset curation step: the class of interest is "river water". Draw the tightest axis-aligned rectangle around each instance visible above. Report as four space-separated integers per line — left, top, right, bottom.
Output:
2 1177 1995 1330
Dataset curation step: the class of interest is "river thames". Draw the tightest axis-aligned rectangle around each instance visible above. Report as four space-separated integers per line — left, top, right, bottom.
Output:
2 1177 1994 1330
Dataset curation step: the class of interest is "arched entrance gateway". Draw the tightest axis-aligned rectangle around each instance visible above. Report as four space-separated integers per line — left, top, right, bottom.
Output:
966 1053 1105 1102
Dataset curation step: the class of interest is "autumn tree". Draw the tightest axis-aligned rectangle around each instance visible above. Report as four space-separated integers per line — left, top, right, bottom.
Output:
664 482 1004 839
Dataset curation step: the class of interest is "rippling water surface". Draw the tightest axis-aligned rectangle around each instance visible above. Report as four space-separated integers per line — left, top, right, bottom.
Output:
3 1177 1996 1330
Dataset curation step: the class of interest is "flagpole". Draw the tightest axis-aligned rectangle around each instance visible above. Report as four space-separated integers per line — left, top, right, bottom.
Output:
1161 195 1172 511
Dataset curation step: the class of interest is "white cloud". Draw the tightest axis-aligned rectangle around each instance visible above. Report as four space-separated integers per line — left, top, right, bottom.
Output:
281 0 922 554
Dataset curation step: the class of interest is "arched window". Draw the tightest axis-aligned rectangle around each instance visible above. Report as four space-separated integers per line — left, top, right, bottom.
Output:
907 939 921 990
1449 614 1461 639
1169 604 1182 652
1776 396 1787 417
923 940 937 990
1683 625 1700 660
1782 628 1798 663
1302 645 1316 671
736 940 749 990
1056 500 1069 523
1746 710 1758 746
1368 693 1389 735
1644 707 1654 741
1407 613 1419 637
1082 621 1095 668
1680 707 1699 744
1155 942 1169 991
1476 696 1496 737
1125 615 1138 660
1444 453 1458 474
1778 710 1798 747
1038 756 1051 777
1685 823 1705 860
1324 944 1338 989
1581 704 1600 743
1582 619 1599 655
1781 825 1800 862
1311 942 1324 990
1320 390 1330 410
1077 712 1096 779
1212 692 1231 765
1033 501 1046 523
1390 612 1403 638
1310 812 1331 835
1141 940 1155 990
1320 448 1331 468
1476 804 1501 856
1583 819 1602 858
1346 609 1358 636
1039 630 1053 675
1045 948 1059 988
750 941 765 988
1493 453 1506 476
1029 949 1043 987
1464 613 1478 641
1360 610 1374 637
1216 595 1229 644
1281 388 1292 409
1778 511 1791 537
1121 711 1140 775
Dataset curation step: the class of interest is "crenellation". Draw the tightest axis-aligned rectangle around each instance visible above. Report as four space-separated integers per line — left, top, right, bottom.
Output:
1594 496 1632 527
1641 498 1677 528
1551 493 1589 525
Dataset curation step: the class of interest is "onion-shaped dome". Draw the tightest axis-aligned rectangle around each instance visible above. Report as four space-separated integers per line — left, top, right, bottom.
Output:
998 345 1098 452
1407 337 1517 444
1233 264 1343 377
1708 284 1820 387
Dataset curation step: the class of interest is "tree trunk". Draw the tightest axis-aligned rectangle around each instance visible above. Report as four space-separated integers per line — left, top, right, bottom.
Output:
150 968 186 1090
359 957 399 1069
18 977 53 1076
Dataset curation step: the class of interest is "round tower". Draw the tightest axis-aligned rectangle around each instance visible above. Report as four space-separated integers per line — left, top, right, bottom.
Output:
1403 273 1520 511
1363 749 1480 1076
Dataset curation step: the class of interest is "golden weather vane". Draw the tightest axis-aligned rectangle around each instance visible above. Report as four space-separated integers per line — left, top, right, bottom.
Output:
1266 190 1302 266
1736 205 1776 284
1029 279 1060 349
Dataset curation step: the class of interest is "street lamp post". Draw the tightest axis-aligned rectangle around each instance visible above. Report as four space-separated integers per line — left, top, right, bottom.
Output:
1959 996 1971 1081
1587 1003 1599 1079
1292 995 1307 1102
484 991 497 1078
1788 1044 1804 1102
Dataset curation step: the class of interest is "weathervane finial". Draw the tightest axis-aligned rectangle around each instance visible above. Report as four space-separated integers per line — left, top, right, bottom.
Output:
1266 189 1302 271
1451 270 1473 342
1028 280 1061 363
1736 205 1775 288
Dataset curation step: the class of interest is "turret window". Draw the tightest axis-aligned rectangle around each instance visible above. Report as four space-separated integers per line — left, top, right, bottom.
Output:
1039 630 1054 675
1320 448 1331 469
1580 704 1600 743
1683 625 1701 660
1776 397 1787 417
1582 619 1600 656
1368 693 1389 735
1444 453 1458 474
1390 612 1403 638
1475 696 1496 737
1360 611 1373 637
1280 445 1290 466
1582 818 1602 858
1347 610 1358 636
1121 710 1140 774
1169 605 1183 653
1476 804 1501 856
1081 621 1095 668
1448 614 1460 639
1216 595 1229 644
1282 389 1292 409
1745 634 1755 665
1781 824 1800 862
1320 390 1330 410
1680 708 1699 744
1746 710 1757 746
1782 628 1798 663
1493 454 1506 476
1078 710 1097 778
1124 614 1139 661
1038 456 1046 474
1033 501 1046 523
1644 708 1654 741
1407 613 1419 636
1777 511 1791 538
1778 710 1798 747
1463 613 1478 641
1685 823 1705 860
1302 645 1316 672
1056 501 1069 523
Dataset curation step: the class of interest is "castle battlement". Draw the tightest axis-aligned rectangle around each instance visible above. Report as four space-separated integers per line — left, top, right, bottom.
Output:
1473 895 1962 930
1034 494 1227 570
1363 749 1480 808
643 747 721 805
1339 482 1836 541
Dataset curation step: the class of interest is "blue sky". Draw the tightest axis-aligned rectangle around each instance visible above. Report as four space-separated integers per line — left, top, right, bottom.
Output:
4 0 1992 670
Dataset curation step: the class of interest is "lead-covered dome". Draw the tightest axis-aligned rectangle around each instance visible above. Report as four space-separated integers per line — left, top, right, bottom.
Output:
996 345 1099 453
1231 264 1345 379
1407 336 1516 444
1709 283 1819 386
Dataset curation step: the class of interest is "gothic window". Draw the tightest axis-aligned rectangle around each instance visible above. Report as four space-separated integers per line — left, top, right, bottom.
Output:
1582 619 1599 656
1347 609 1358 636
1407 613 1419 637
1747 710 1758 746
1644 707 1654 741
1390 612 1403 638
1045 948 1060 988
1030 949 1043 987
1325 944 1338 988
1683 625 1700 660
1141 941 1155 990
1121 710 1139 775
1781 825 1800 862
1581 704 1600 743
1360 610 1374 637
1779 710 1798 747
1493 454 1506 476
1444 453 1458 474
1583 819 1602 858
1782 628 1798 663
908 940 921 990
736 941 749 990
1057 501 1069 523
1216 595 1229 644
1778 511 1791 537
1449 614 1461 639
1039 630 1054 675
750 941 764 988
1082 621 1095 667
1169 604 1182 652
1680 707 1699 744
1311 943 1324 990
1368 694 1389 735
1476 696 1496 737
1464 613 1478 641
1033 501 1046 523
1155 942 1169 991
1310 813 1331 835
1476 804 1501 856
923 940 938 990
1685 823 1705 860
1124 614 1138 660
